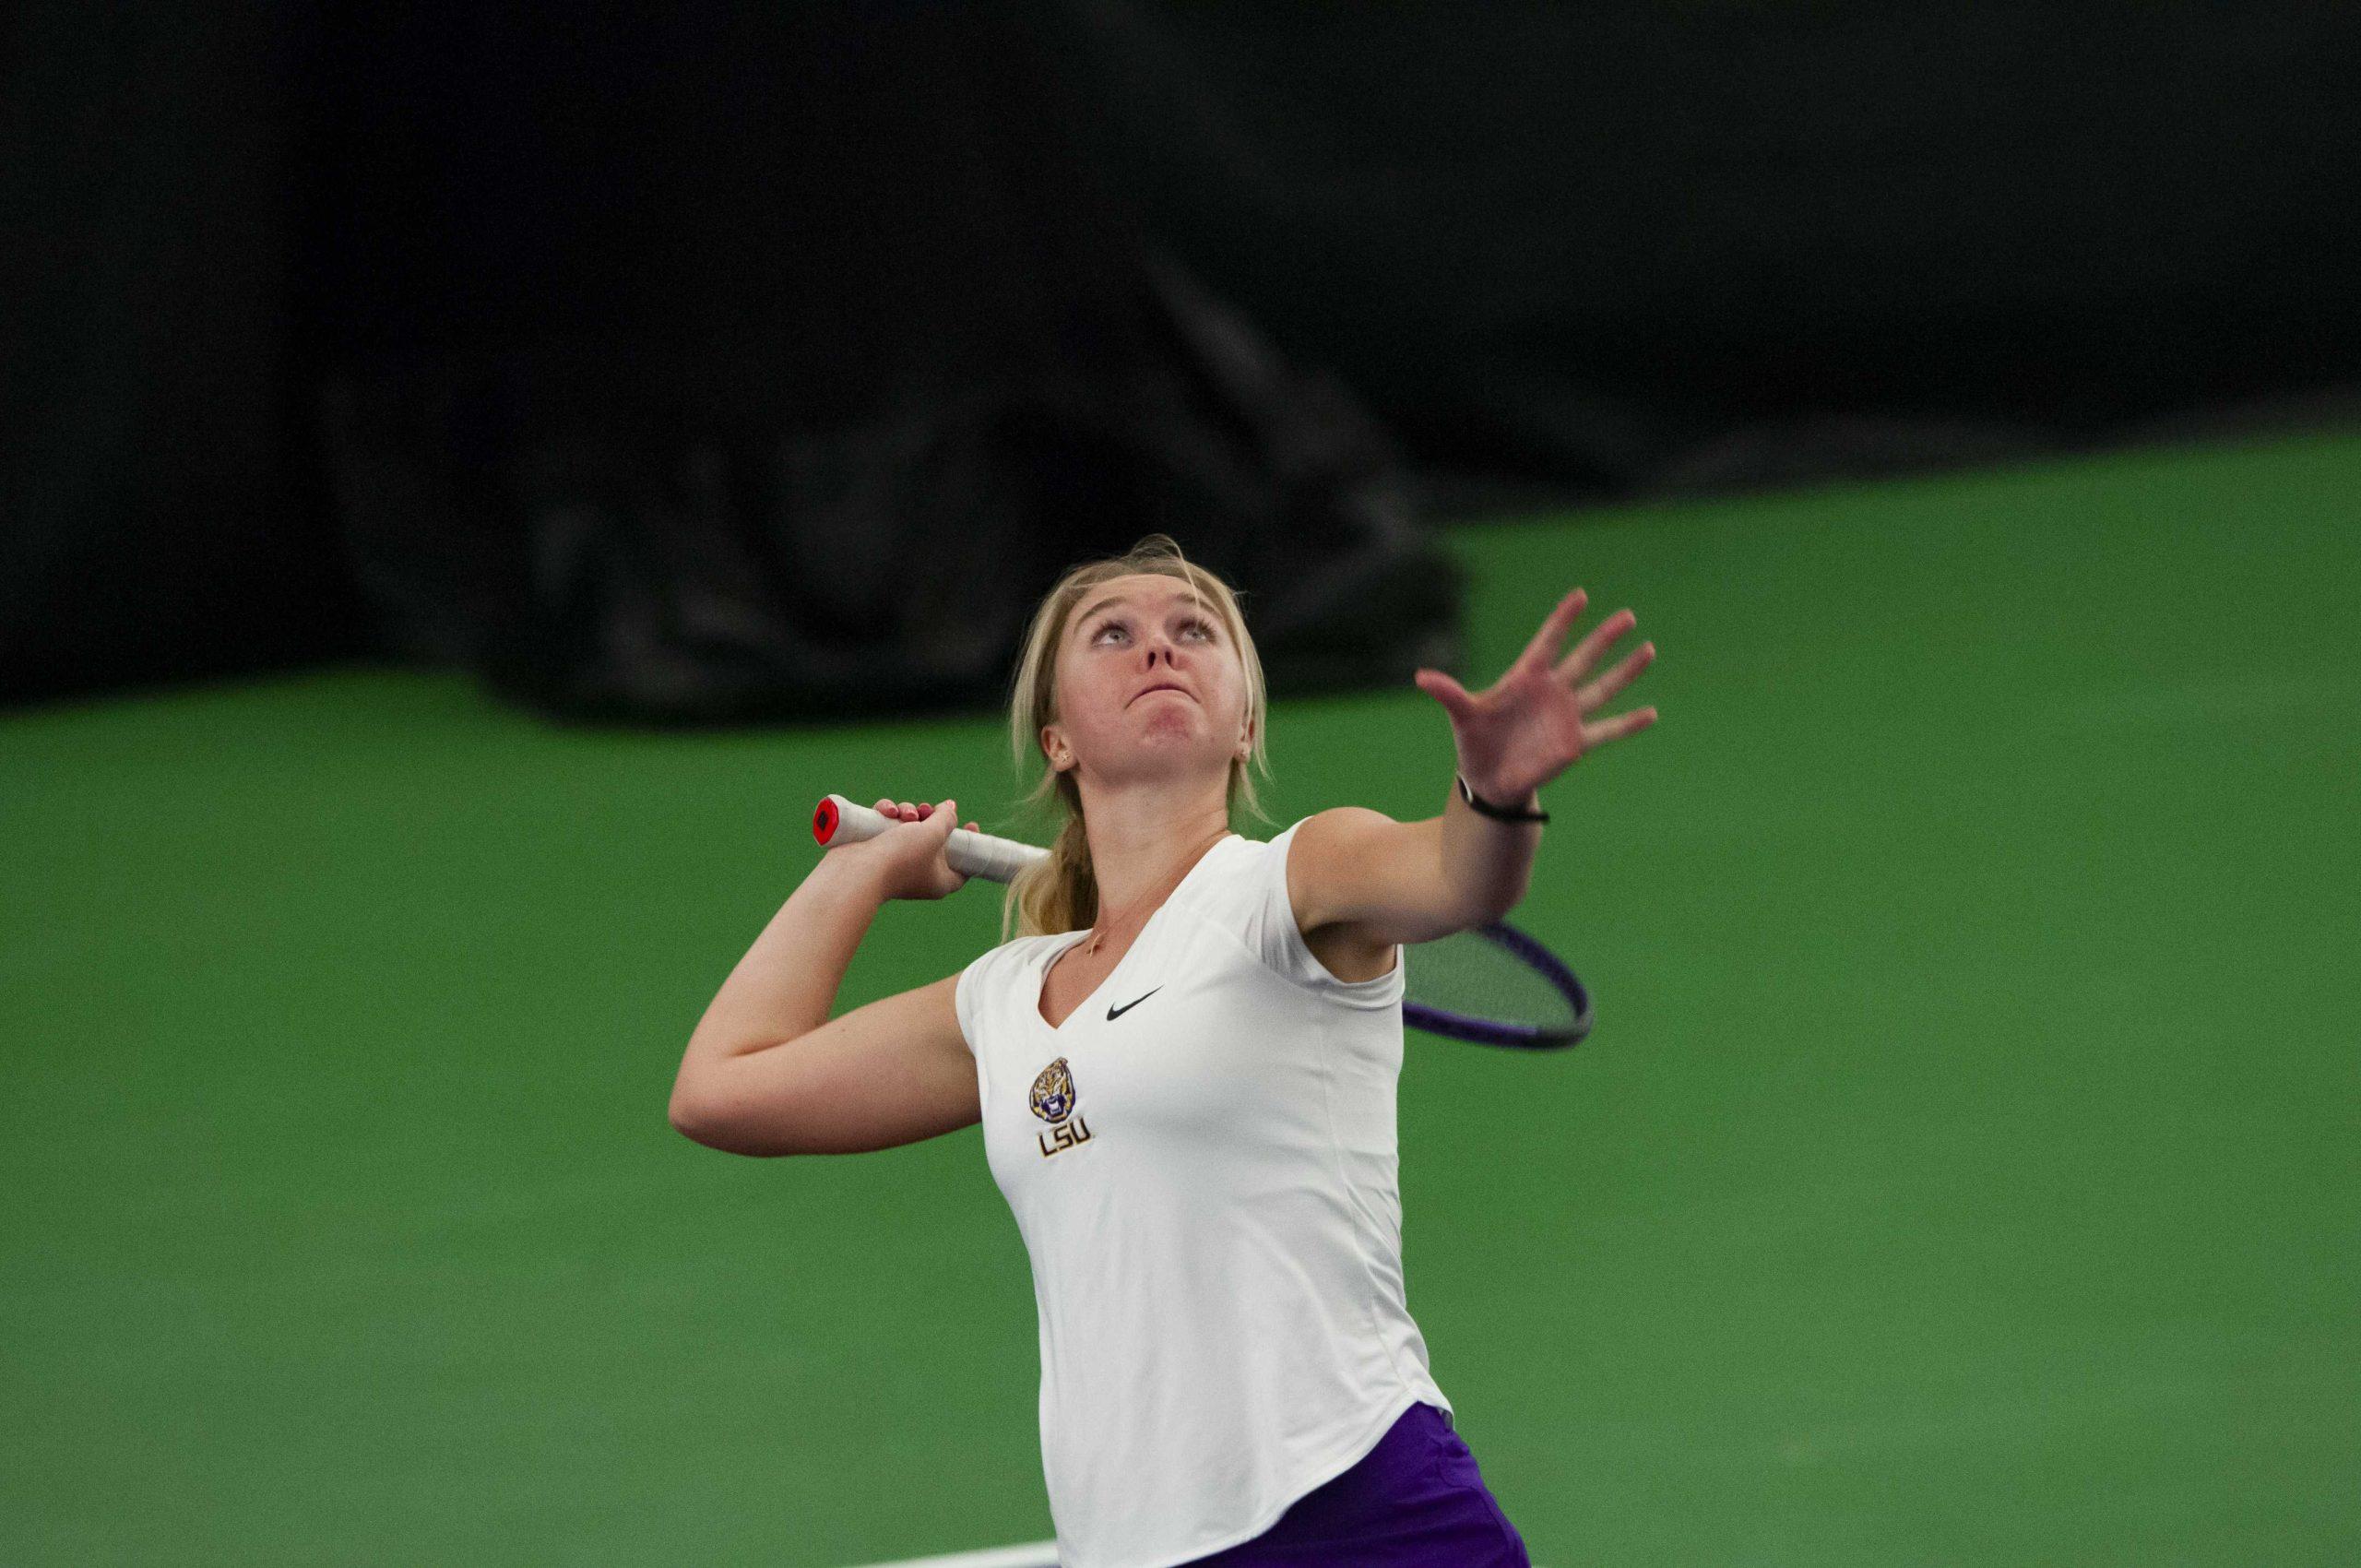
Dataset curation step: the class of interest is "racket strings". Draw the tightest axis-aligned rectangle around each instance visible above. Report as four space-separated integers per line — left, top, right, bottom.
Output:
1406 929 1582 1030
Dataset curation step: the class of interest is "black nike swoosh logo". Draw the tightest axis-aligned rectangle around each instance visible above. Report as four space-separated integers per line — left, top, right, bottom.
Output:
1106 986 1162 1021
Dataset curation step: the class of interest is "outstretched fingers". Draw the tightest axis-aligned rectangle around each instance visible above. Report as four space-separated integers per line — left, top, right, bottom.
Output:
1513 588 1589 675
1575 639 1656 713
1584 706 1660 747
1555 607 1640 684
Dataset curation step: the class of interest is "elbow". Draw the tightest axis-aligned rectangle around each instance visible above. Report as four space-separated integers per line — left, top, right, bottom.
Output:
668 1087 801 1158
667 1070 712 1139
668 1093 728 1150
1454 908 1509 938
668 1086 744 1153
1440 864 1526 935
1461 884 1525 932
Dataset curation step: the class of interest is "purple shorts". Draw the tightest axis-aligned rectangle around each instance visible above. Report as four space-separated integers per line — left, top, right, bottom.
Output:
1183 1403 1532 1567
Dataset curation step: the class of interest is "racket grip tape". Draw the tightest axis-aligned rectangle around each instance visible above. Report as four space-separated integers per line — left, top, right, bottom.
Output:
811 793 1046 885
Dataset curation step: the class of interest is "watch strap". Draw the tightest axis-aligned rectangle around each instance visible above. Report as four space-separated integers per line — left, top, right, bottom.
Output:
1457 771 1550 824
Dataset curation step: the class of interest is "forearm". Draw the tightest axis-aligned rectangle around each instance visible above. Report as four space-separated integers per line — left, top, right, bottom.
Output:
1438 775 1543 922
674 854 888 1095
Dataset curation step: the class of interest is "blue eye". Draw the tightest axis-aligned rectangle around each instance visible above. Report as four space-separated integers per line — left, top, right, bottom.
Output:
1091 615 1215 643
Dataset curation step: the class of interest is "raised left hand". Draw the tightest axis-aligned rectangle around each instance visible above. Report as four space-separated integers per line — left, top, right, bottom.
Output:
1413 588 1659 805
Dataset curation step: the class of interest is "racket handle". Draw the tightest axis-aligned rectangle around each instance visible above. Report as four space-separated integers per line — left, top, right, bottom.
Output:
811 793 1049 885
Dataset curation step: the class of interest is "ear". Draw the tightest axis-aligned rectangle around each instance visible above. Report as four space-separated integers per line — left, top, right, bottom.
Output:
1039 721 1070 773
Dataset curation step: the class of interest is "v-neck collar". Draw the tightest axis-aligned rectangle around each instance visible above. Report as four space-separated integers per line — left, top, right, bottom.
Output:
1032 832 1240 1035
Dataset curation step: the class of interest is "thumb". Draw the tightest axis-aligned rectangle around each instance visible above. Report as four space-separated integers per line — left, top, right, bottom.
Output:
933 798 958 832
1414 668 1472 716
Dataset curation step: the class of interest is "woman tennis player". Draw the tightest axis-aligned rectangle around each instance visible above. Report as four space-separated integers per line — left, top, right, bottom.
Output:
670 535 1657 1567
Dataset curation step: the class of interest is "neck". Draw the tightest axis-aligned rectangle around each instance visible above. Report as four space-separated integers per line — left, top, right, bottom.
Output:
1077 773 1234 929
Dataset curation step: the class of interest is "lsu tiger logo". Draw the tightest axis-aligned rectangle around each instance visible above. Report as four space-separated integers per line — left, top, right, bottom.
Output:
1028 1056 1093 1157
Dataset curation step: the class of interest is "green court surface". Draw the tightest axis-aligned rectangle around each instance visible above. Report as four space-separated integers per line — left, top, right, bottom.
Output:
5 429 2357 1566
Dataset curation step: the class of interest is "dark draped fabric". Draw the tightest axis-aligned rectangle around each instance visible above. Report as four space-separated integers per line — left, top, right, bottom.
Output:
8 2 2356 709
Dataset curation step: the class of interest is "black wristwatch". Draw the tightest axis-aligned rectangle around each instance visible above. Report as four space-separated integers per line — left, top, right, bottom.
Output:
1456 771 1550 824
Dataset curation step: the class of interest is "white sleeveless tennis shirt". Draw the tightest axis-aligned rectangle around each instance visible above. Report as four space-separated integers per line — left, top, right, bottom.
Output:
953 818 1452 1568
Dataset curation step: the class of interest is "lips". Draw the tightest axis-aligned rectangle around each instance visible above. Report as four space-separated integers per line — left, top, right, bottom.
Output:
1133 683 1192 705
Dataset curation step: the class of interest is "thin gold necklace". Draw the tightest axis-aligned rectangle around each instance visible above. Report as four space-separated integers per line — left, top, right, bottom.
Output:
1082 832 1222 956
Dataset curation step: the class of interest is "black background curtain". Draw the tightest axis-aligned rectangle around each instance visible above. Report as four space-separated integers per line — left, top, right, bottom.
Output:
8 2 2357 711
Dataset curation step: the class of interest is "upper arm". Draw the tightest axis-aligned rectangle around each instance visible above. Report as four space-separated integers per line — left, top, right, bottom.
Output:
1286 806 1489 951
669 971 980 1158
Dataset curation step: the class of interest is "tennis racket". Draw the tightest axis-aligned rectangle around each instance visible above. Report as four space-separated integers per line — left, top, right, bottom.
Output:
813 793 1593 1050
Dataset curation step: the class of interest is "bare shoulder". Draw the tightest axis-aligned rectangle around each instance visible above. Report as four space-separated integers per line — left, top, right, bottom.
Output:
1284 808 1415 980
1284 804 1477 954
1285 806 1411 926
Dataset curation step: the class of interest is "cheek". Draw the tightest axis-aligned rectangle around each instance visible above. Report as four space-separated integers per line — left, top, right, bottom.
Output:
1074 667 1128 726
1214 665 1248 719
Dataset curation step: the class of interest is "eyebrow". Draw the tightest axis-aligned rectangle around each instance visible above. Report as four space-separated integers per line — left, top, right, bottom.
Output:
1074 590 1214 631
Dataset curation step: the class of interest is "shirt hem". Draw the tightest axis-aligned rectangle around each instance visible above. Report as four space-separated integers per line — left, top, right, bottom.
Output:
1074 1384 1443 1568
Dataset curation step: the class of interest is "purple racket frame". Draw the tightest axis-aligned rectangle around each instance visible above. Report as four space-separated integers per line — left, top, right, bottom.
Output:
1403 919 1594 1050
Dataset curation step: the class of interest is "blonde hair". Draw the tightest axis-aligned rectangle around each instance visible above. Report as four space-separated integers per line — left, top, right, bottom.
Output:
999 534 1274 942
